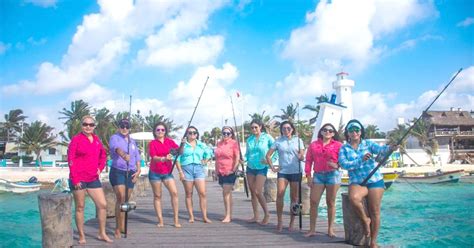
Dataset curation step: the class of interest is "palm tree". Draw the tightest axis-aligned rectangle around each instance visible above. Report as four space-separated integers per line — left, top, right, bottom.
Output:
94 108 115 151
410 118 438 163
274 103 298 122
59 100 91 140
365 124 386 139
247 111 277 138
19 121 56 169
210 127 221 146
387 124 408 148
1 109 27 142
303 94 329 125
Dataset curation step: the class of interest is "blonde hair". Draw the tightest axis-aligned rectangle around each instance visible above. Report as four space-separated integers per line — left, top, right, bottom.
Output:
81 115 95 123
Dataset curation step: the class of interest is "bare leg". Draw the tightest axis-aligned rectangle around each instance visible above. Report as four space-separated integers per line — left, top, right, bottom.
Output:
288 181 299 231
112 185 127 238
246 174 259 222
276 178 289 232
348 185 371 237
183 180 195 223
73 189 87 244
222 184 233 223
163 179 181 227
87 188 113 243
325 184 340 237
367 187 384 248
253 175 269 225
304 184 325 237
150 181 164 227
195 179 211 223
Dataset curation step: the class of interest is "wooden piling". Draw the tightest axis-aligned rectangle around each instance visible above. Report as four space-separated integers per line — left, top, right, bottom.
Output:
38 192 73 248
341 192 370 246
264 177 277 202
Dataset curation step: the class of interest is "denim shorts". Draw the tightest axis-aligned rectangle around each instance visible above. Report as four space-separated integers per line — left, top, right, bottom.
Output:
182 163 206 181
357 179 385 189
148 170 174 182
218 173 237 186
68 178 102 191
313 170 341 185
246 166 268 176
278 173 302 183
109 167 136 189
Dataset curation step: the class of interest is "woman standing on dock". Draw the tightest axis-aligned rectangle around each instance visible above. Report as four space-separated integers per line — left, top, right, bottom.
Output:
148 122 182 228
109 119 141 238
68 115 112 244
265 121 304 232
303 123 342 238
176 126 213 223
245 119 274 225
338 119 396 248
214 126 240 223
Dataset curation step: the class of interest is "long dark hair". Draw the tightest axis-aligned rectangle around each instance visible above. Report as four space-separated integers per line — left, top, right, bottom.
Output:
279 120 295 136
186 125 200 139
344 119 365 142
317 123 340 141
152 122 169 138
222 126 236 139
250 119 267 133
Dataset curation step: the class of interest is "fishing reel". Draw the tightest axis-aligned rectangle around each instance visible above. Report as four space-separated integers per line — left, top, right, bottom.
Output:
290 202 302 216
120 201 137 212
170 148 179 156
235 170 245 178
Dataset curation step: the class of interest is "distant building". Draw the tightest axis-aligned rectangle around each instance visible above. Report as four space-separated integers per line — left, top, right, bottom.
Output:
422 109 474 163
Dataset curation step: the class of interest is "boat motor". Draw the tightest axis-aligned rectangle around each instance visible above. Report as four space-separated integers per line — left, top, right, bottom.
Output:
28 176 38 184
120 201 137 212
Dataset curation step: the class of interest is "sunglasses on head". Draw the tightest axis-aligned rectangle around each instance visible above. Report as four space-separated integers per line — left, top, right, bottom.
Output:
155 128 165 132
348 127 361 133
82 122 95 127
321 128 334 133
119 124 130 129
222 131 232 136
187 131 197 135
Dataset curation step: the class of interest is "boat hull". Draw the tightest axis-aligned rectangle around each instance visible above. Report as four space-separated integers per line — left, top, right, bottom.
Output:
341 173 398 189
0 179 41 193
399 170 464 184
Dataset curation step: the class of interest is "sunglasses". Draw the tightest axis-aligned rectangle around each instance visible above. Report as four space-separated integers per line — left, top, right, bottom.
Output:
321 128 334 133
250 126 259 130
222 131 232 136
119 125 130 129
282 127 292 131
82 122 96 127
155 128 166 132
187 131 197 135
348 127 361 133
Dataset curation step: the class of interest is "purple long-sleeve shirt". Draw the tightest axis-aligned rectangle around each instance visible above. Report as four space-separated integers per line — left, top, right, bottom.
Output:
109 132 141 171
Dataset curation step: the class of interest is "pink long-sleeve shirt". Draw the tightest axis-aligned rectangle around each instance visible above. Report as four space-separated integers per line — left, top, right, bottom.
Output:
305 139 342 176
214 139 239 176
149 138 179 174
68 132 107 185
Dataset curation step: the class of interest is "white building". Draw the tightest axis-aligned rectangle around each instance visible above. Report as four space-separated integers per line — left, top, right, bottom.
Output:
312 72 355 141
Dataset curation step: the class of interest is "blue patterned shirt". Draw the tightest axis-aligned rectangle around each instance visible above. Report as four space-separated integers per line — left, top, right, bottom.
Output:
338 139 390 184
245 132 275 170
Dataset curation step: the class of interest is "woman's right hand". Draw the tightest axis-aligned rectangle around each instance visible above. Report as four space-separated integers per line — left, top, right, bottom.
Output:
179 171 185 182
74 183 82 190
306 176 313 187
166 154 173 161
363 152 372 161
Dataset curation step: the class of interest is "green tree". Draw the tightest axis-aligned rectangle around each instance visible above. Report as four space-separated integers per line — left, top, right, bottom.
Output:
365 124 386 139
303 94 329 125
19 121 56 169
410 118 438 163
94 107 115 151
1 109 27 142
59 100 91 141
247 111 277 138
273 103 298 122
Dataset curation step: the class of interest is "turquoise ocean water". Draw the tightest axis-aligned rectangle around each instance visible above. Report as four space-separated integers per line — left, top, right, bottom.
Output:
0 183 472 247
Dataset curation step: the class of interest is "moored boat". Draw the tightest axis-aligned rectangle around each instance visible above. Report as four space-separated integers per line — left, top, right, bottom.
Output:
399 169 463 184
0 178 41 193
341 172 399 189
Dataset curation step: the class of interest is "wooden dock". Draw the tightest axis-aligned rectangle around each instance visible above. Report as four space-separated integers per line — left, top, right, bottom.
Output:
75 176 351 247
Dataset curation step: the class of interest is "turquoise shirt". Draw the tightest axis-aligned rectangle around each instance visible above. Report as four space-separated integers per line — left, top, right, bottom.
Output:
178 140 212 166
245 132 275 170
271 136 304 174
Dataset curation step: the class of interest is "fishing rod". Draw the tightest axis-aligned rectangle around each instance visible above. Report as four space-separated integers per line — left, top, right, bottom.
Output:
122 95 133 238
296 102 303 230
169 76 210 175
230 95 249 198
361 68 463 186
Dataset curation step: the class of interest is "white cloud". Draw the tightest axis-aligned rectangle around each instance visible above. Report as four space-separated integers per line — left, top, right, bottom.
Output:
68 83 114 103
0 42 11 55
457 17 474 27
24 0 57 8
281 0 437 71
27 37 47 46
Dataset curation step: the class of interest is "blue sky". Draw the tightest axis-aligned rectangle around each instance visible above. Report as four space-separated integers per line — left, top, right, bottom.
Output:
0 0 473 134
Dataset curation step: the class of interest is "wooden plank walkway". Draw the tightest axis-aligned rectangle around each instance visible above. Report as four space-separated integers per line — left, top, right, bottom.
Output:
75 175 351 247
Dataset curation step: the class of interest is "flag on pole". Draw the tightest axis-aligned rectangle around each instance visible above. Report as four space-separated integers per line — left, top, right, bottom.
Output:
236 91 240 98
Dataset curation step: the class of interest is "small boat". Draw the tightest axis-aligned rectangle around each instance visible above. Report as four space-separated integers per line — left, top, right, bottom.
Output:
399 169 464 184
0 177 41 193
341 172 399 189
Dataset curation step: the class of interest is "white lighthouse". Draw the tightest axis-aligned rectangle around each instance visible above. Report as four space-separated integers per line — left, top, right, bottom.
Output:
332 72 354 126
311 72 355 141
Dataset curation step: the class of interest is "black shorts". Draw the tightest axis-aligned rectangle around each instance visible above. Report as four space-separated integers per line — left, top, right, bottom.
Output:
277 173 302 183
69 178 102 191
109 167 136 189
218 173 237 186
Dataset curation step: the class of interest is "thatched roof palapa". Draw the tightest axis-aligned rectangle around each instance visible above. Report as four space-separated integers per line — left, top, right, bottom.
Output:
423 110 474 126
